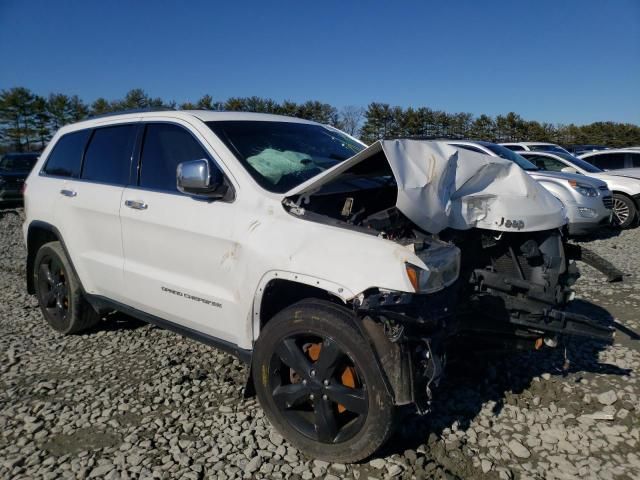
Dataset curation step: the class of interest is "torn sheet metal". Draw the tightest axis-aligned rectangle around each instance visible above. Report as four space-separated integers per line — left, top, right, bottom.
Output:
285 140 567 234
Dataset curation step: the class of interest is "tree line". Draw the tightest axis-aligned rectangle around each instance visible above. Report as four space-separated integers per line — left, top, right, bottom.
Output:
1 86 638 153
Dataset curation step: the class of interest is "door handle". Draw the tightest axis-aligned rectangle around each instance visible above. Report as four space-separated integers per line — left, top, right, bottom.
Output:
125 200 148 210
60 189 77 197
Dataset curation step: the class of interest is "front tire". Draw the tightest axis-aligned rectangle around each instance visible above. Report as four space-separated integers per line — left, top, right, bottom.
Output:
612 193 637 229
252 299 394 463
34 241 100 334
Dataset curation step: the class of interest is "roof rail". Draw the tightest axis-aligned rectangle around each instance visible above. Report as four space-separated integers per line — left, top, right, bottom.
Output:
88 106 176 120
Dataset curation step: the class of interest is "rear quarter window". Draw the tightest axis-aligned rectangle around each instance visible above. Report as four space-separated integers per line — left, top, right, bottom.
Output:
42 130 90 178
588 153 626 170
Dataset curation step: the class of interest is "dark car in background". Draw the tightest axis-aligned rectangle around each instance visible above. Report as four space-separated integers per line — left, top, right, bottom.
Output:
0 152 40 203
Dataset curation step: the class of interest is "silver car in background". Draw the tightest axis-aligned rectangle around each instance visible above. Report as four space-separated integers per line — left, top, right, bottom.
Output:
519 150 640 228
449 141 612 235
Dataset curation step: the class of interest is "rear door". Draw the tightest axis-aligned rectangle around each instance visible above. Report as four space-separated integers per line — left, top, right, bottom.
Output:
119 120 241 345
54 122 139 301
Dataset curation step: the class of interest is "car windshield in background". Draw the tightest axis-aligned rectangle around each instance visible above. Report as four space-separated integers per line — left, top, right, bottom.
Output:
483 143 539 171
207 121 364 193
554 152 603 173
0 154 39 172
528 144 569 154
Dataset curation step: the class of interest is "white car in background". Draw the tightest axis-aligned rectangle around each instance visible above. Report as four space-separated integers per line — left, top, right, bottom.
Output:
519 150 640 228
578 149 640 179
448 141 612 236
500 142 571 155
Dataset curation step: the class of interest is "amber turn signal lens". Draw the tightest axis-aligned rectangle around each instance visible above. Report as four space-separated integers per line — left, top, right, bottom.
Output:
405 264 419 291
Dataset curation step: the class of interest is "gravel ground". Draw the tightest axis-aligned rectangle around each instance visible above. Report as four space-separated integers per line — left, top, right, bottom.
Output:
1 207 638 480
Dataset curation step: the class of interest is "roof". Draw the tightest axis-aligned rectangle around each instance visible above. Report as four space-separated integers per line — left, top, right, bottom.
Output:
59 110 319 133
580 148 640 156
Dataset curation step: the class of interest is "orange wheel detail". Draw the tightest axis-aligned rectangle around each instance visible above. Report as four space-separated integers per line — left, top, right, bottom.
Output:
304 342 360 413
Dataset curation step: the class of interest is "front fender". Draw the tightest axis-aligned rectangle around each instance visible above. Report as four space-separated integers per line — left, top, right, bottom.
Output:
251 270 355 341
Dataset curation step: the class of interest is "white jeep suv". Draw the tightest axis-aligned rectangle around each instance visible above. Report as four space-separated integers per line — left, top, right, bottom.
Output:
23 111 612 462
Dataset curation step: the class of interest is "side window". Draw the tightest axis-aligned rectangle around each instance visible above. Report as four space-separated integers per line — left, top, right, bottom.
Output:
629 153 640 168
522 154 546 170
42 130 90 178
503 145 525 151
526 155 565 172
541 156 568 172
139 123 210 192
588 153 625 170
82 124 137 185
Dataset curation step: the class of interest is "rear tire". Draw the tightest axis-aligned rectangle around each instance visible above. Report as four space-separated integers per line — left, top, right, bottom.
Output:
252 299 394 463
612 193 637 229
34 241 100 334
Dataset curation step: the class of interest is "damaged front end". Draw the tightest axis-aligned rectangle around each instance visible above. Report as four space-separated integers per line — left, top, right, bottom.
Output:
354 287 455 413
442 228 614 352
282 139 616 412
353 240 461 413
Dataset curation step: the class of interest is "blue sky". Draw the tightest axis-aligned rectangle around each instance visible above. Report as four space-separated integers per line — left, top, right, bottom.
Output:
1 0 638 125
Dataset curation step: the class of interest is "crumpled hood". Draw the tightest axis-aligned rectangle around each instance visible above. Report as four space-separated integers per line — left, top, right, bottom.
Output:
285 140 567 234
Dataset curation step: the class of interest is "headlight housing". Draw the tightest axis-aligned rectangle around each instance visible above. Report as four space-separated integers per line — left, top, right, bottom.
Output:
569 180 598 197
405 243 460 293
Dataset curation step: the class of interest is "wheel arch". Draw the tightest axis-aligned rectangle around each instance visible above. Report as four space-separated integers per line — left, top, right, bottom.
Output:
243 274 355 399
611 190 640 209
26 221 80 294
251 272 354 342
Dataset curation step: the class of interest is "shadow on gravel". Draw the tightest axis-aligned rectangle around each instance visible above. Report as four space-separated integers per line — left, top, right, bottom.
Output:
377 297 630 473
89 312 147 333
572 225 625 242
0 203 23 218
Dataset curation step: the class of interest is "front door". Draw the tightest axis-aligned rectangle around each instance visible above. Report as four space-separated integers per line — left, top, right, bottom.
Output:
120 121 241 345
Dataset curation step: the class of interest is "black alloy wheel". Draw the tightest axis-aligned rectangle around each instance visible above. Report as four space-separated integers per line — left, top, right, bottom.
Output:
37 254 69 328
34 241 100 334
252 299 394 463
269 334 368 444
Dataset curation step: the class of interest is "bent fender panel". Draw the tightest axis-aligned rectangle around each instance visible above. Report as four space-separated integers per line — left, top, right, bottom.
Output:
251 271 354 341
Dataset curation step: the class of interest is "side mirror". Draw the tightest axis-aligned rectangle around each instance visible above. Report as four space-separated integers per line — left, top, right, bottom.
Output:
177 159 227 198
561 166 578 174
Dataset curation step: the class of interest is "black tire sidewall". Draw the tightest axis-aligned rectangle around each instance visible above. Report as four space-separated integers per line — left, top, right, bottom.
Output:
252 300 394 463
34 241 96 334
